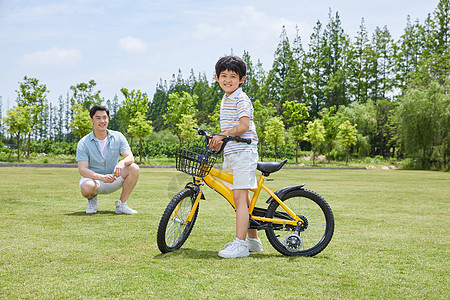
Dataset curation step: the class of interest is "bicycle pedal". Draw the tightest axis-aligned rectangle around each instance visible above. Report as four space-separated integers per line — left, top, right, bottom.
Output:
249 218 261 229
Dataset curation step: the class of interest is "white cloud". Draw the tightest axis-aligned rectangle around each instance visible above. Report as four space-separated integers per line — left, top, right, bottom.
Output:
118 36 149 54
190 6 308 48
20 47 82 68
93 69 157 99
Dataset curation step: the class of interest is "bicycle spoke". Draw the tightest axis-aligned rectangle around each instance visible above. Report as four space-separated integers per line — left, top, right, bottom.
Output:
265 189 334 256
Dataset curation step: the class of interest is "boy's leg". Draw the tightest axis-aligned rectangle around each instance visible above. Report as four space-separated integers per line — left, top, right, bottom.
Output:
234 189 251 241
234 189 258 239
118 163 140 203
246 191 258 239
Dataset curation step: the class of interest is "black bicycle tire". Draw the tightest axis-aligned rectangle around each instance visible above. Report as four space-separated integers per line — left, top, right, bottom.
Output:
265 188 334 256
157 188 199 253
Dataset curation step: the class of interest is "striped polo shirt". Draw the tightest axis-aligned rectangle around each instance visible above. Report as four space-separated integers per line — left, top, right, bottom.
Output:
220 87 258 155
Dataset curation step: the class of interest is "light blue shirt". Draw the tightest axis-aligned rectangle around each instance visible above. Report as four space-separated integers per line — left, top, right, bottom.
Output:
76 130 130 175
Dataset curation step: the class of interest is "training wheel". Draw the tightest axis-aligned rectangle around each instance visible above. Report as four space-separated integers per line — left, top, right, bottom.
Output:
284 234 303 251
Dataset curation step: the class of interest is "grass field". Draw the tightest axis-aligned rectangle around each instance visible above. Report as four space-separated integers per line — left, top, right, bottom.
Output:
0 167 448 299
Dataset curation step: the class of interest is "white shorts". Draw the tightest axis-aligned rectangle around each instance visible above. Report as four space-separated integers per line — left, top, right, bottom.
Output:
79 176 124 195
222 151 258 190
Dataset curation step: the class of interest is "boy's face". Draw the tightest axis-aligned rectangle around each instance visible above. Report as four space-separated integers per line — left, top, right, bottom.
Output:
215 69 245 97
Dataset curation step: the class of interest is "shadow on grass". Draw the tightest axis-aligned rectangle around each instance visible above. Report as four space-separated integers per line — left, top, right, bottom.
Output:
153 248 282 260
65 210 116 216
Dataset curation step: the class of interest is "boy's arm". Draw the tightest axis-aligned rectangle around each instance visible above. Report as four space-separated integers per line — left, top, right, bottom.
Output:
222 116 250 137
210 116 249 151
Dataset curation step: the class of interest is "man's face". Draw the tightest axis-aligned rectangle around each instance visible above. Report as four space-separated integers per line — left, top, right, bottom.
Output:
215 69 245 97
91 110 109 131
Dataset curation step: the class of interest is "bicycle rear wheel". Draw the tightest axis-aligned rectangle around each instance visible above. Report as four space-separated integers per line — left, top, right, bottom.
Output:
157 188 199 253
265 188 334 256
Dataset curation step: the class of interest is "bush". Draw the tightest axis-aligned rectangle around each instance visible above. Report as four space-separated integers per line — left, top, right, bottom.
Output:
328 149 347 161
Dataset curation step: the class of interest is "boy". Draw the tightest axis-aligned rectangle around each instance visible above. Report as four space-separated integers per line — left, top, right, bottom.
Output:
210 55 263 258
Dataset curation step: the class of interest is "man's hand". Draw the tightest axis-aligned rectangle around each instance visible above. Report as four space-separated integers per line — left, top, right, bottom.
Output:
113 161 125 178
100 174 116 183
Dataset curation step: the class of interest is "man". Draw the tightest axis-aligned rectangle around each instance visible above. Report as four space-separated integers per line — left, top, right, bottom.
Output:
76 105 139 214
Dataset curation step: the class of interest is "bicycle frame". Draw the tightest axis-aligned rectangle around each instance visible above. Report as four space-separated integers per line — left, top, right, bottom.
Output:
184 165 304 228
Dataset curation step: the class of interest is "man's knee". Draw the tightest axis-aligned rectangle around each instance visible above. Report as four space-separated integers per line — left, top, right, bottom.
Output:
80 180 98 198
128 163 140 177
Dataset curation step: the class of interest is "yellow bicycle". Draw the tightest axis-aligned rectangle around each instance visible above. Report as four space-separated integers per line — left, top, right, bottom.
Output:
157 128 334 256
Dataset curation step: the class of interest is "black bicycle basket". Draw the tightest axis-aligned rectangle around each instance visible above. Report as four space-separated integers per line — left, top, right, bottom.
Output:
176 147 217 177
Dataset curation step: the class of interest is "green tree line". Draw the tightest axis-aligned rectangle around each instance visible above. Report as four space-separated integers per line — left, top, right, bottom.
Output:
1 1 449 169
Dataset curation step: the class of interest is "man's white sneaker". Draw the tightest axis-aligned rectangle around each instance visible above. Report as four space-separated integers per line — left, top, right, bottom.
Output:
246 237 263 252
86 196 97 214
115 200 137 214
218 237 249 258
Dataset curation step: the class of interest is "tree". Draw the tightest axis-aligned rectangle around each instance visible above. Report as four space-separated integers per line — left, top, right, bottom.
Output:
70 80 103 111
119 88 149 149
304 20 325 117
242 51 265 101
305 119 325 165
282 101 310 162
70 104 92 138
253 99 276 161
374 100 399 158
410 0 450 87
15 76 49 158
336 120 358 164
370 26 396 101
397 80 449 168
127 111 153 162
395 16 425 91
0 96 3 139
164 91 198 147
264 116 286 159
340 100 377 156
263 26 297 111
2 105 33 161
321 10 351 109
280 26 304 106
348 18 372 103
320 106 345 162
176 114 198 148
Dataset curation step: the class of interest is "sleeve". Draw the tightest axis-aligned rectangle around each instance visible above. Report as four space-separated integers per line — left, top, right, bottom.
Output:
119 132 131 153
76 139 89 162
236 96 253 119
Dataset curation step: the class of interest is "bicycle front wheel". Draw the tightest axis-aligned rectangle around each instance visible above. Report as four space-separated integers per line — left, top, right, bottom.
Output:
157 188 199 253
265 188 334 256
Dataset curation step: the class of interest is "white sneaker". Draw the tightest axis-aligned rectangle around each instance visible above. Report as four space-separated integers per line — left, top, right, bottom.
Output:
115 200 138 214
246 237 263 252
218 237 249 258
86 196 97 214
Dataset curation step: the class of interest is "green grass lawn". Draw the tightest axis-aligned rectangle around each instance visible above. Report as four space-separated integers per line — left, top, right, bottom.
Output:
0 167 448 299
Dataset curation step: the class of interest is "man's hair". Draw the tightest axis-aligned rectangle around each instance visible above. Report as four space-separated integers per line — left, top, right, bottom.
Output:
89 105 110 119
215 55 247 80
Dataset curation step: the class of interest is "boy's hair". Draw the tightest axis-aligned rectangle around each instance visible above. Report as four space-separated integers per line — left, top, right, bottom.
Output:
215 55 247 80
90 105 110 119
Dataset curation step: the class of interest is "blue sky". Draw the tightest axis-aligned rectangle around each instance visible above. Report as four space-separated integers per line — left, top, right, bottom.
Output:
0 0 440 112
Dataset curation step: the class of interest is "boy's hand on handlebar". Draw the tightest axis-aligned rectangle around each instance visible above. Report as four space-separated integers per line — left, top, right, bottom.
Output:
209 135 225 151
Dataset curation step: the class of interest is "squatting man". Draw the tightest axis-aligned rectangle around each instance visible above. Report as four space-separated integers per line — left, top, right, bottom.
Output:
76 105 139 214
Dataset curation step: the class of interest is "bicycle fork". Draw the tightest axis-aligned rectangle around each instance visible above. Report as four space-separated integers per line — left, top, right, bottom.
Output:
182 182 203 224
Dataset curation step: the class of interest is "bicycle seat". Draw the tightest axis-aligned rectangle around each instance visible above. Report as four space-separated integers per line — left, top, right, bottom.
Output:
257 159 287 176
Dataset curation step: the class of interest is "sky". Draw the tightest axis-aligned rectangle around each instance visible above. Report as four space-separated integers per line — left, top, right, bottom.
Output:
0 0 441 113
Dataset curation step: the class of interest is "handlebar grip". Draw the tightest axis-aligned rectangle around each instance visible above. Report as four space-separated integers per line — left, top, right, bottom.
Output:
231 136 251 144
214 136 252 154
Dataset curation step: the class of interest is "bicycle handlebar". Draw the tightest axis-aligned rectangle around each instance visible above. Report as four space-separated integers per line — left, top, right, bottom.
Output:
193 127 251 154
